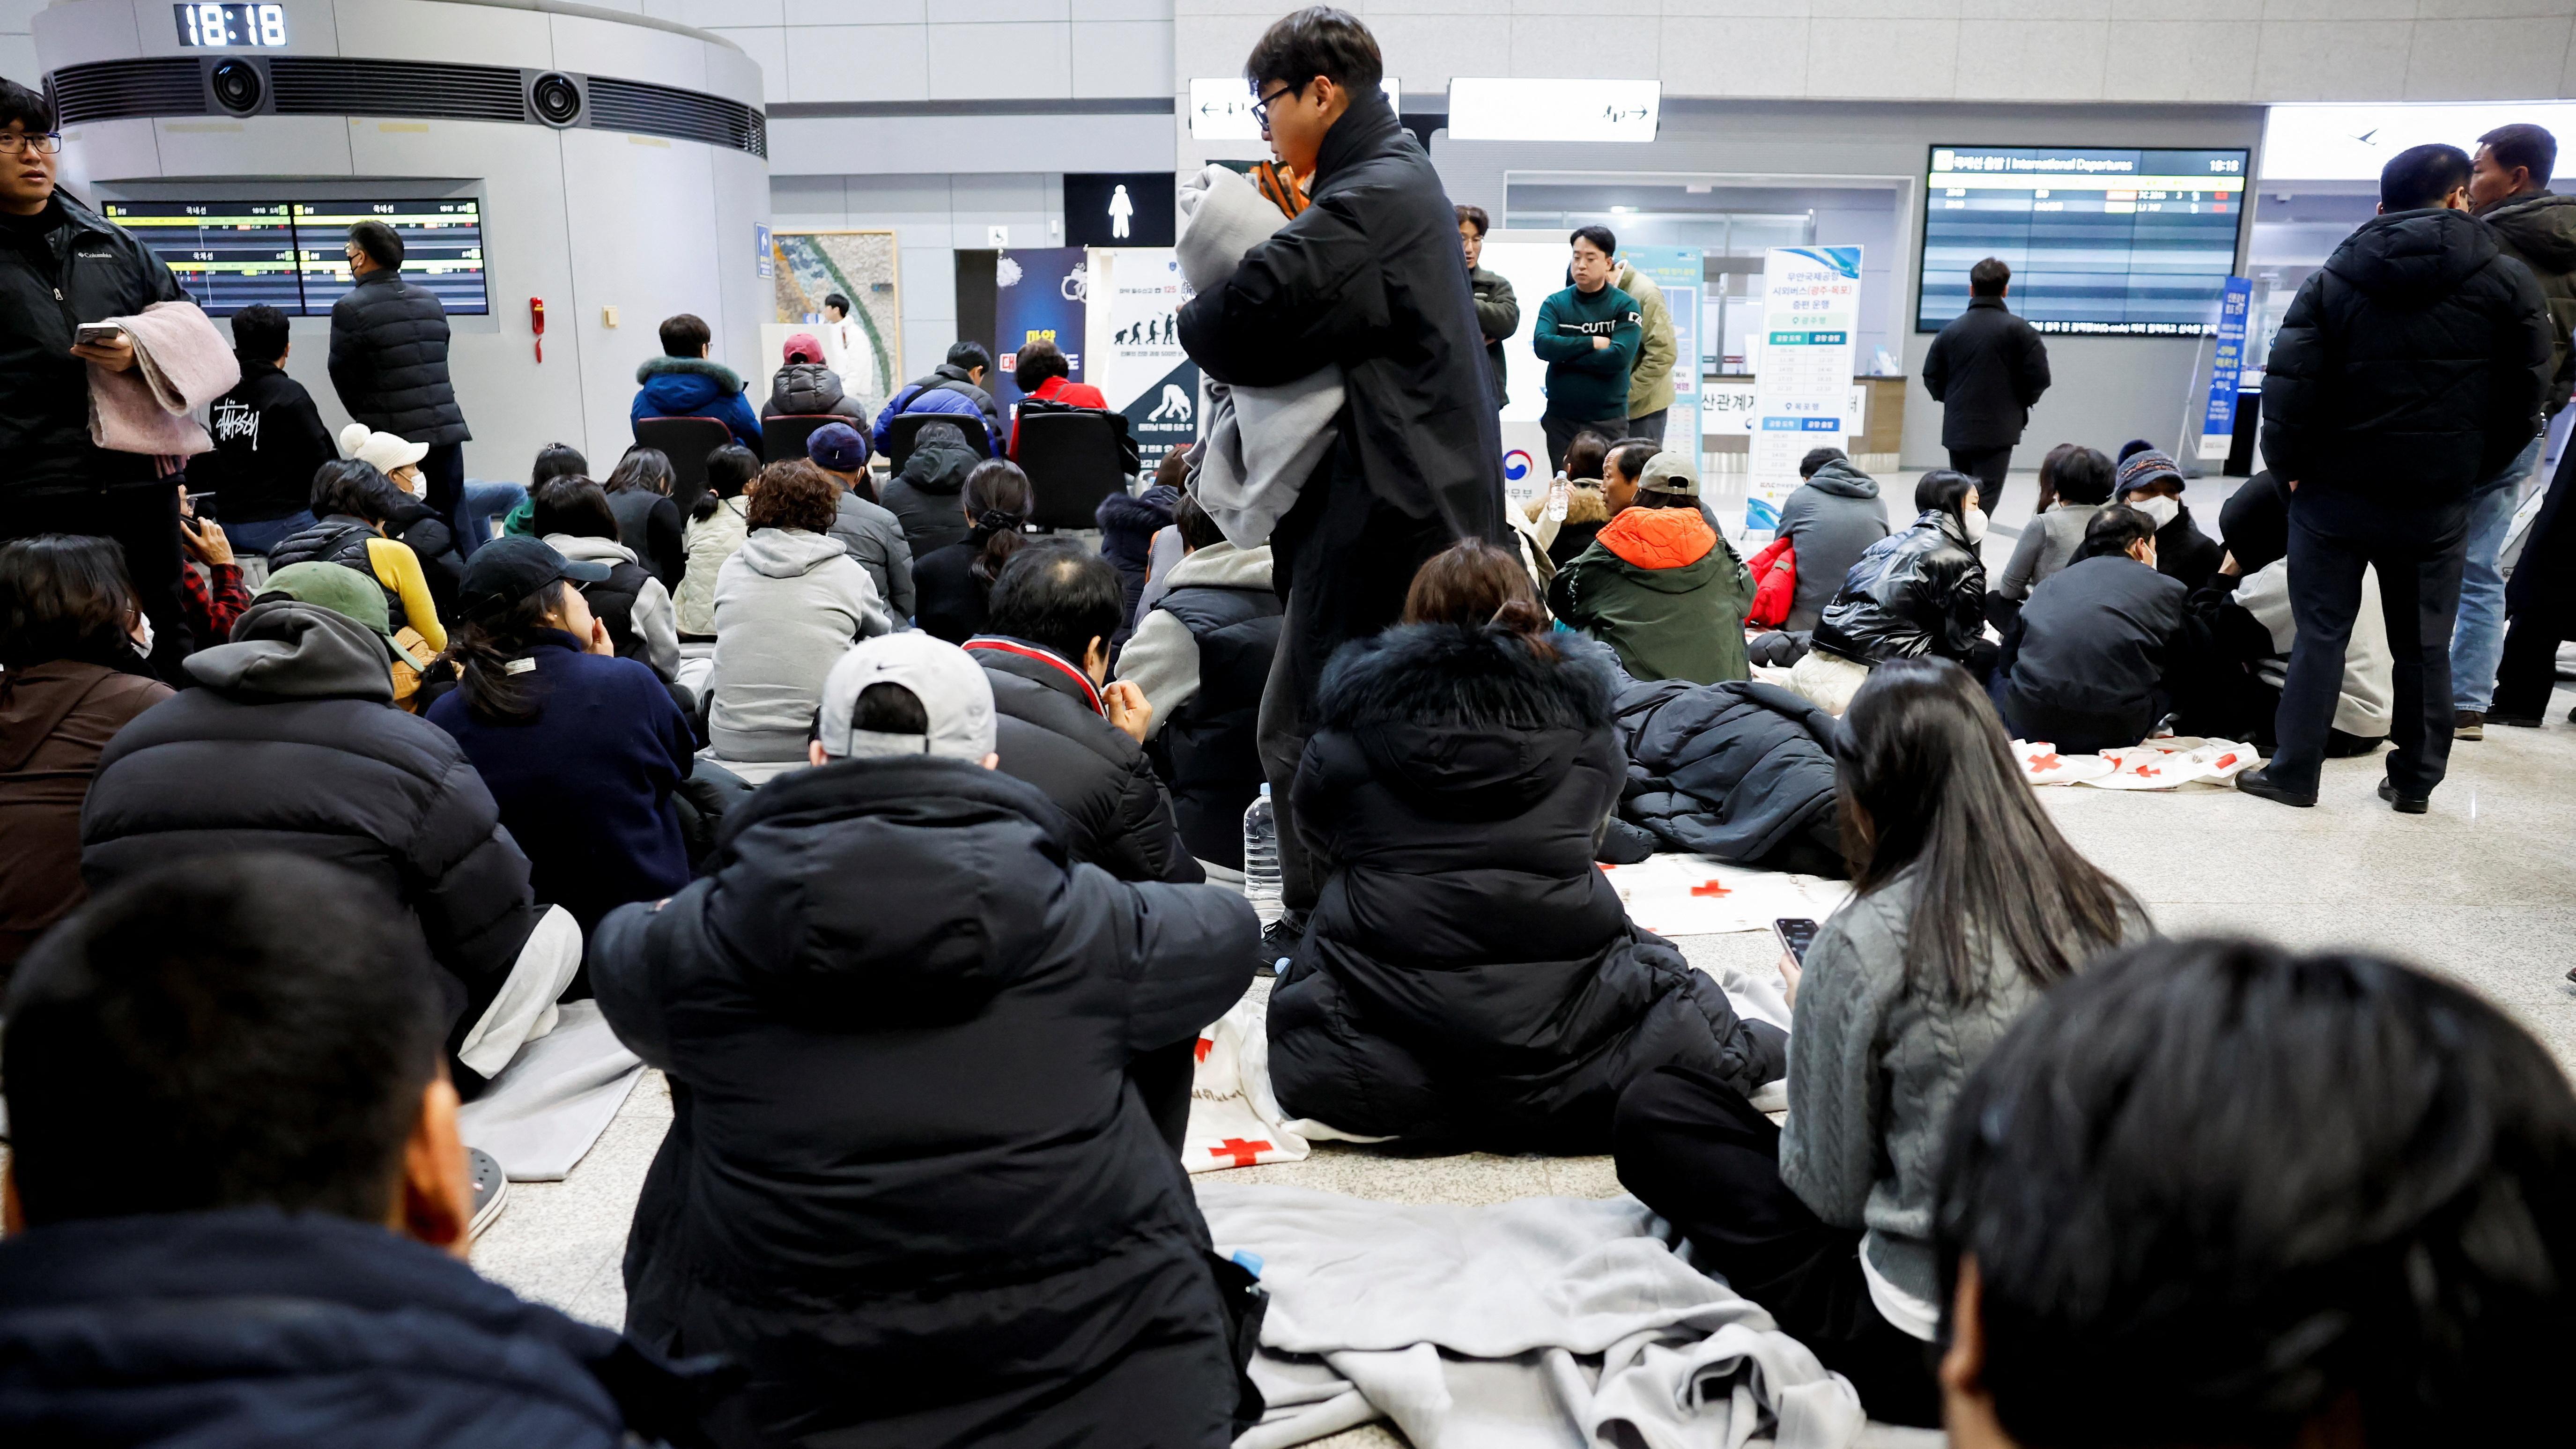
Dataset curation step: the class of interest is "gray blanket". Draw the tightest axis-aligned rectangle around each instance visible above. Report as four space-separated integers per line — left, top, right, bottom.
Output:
1175 165 1343 549
1195 1184 1866 1449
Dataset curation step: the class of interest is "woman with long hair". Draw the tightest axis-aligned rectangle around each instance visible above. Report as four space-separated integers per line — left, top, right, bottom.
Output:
1265 540 1787 1153
678 443 760 638
911 458 1032 643
1796 468 1991 713
1614 656 2146 1427
532 475 681 681
602 445 686 592
268 458 449 653
0 535 172 977
424 537 695 934
1993 444 2111 613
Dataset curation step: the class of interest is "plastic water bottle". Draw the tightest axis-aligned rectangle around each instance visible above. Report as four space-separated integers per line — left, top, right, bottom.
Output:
1243 784 1283 928
1546 474 1570 521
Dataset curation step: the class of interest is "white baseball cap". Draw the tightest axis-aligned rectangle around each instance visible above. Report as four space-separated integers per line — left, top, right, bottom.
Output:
338 421 430 474
816 633 997 761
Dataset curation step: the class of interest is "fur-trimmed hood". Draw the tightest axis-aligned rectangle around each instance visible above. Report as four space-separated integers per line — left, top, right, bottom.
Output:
1524 484 1608 527
634 355 748 419
1317 621 1614 819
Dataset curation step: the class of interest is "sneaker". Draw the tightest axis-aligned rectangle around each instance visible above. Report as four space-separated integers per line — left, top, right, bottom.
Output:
2377 777 2429 815
2233 765 2316 809
2454 710 2484 741
467 1147 510 1239
1254 915 1303 978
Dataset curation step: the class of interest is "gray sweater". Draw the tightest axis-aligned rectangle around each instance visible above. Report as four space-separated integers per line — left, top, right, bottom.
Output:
1995 503 2097 601
829 490 917 627
1778 871 2148 1304
1774 461 1889 632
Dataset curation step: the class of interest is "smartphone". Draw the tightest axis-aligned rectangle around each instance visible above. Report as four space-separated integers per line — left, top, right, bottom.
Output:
74 322 126 347
185 490 217 523
1773 917 1819 965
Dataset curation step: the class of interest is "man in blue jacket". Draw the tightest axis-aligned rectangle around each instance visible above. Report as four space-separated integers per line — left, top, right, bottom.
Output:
0 853 725 1448
630 312 762 451
871 340 1007 457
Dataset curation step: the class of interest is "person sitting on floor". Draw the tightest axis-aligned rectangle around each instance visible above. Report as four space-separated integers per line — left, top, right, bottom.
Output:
761 331 868 424
1268 540 1789 1153
1935 937 2576 1449
590 632 1258 1449
1613 656 2147 1429
676 443 758 639
79 566 571 1099
2178 469 2393 754
1532 429 1616 569
496 441 589 539
1118 491 1282 873
1997 505 2207 754
1100 475 1181 649
532 475 681 683
629 312 761 451
0 854 721 1447
601 446 686 593
0 535 170 982
1798 469 1993 713
1549 451 1754 685
1990 444 2109 628
176 490 249 646
707 459 888 765
272 457 452 658
883 420 982 555
913 458 1032 644
427 537 695 937
809 422 916 626
966 545 1202 884
1762 446 1891 635
2111 444 2223 593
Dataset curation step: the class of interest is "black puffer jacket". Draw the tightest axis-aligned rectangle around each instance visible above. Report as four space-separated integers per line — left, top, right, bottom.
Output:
1100 484 1178 643
968 637 1203 885
592 756 1256 1449
1268 623 1789 1153
882 422 980 554
0 194 189 494
79 601 540 1094
761 362 867 421
327 268 471 446
2479 191 2576 415
1812 509 1987 665
1614 677 1845 876
1921 296 2050 451
2261 207 2550 501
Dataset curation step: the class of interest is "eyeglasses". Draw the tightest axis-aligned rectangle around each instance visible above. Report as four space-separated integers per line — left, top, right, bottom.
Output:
0 131 63 155
1251 81 1306 130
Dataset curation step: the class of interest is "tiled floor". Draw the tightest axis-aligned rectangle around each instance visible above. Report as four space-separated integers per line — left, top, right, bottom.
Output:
473 473 2576 1446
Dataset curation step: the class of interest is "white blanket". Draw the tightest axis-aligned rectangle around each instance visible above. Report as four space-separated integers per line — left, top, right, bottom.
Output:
1599 854 1852 939
2013 736 2260 791
1198 1186 1866 1449
456 1001 645 1182
1175 165 1343 549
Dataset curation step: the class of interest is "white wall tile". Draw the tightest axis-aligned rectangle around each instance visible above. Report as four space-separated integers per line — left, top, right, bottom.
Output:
786 24 930 101
0 31 37 81
770 175 849 229
1809 0 1958 17
1805 17 1959 99
1661 16 1813 96
1660 0 1811 15
2417 0 2576 19
2109 0 2237 18
847 174 956 213
1512 0 1657 15
1366 0 1495 14
2565 23 2576 97
1510 16 1663 74
2261 0 2411 19
927 21 1074 97
1343 13 1510 87
2099 21 2260 103
1072 0 1174 18
1952 20 2109 100
787 0 930 21
937 0 1072 21
2404 18 2573 100
2252 20 2412 102
900 246 957 313
1071 20 1176 96
673 0 783 25
705 27 789 101
1960 0 2101 14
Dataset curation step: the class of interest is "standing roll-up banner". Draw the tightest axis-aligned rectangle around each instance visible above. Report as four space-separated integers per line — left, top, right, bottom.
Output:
993 246 1090 415
1085 247 1201 465
1625 245 1703 478
2199 276 2254 462
1747 246 1863 533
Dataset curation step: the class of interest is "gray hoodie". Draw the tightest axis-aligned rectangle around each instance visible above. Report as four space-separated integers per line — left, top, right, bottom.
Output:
1774 460 1890 632
185 599 396 702
1115 541 1274 736
829 489 917 628
545 532 681 679
708 527 888 762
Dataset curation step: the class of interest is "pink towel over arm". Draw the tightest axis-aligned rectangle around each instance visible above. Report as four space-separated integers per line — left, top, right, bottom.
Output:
87 299 241 461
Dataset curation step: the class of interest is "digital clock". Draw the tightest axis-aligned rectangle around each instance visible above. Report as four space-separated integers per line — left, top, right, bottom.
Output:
174 4 288 48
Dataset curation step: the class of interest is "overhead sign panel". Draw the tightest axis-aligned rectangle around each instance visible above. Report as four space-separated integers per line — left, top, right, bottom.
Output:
1446 78 1658 143
1188 77 1405 141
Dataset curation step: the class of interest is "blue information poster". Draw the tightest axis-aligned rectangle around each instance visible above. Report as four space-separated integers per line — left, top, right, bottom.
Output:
992 246 1090 414
2198 275 2253 462
1625 245 1703 473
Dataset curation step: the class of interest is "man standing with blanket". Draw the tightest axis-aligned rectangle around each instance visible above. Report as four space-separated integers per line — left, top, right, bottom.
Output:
1177 7 1505 965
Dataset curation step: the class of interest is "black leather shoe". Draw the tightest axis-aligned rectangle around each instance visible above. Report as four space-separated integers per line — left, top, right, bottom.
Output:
2234 765 2316 808
2489 712 2544 728
2377 777 2429 814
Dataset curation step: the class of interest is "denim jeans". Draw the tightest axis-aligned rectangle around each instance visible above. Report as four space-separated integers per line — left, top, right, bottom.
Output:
453 481 527 559
2450 434 2543 712
225 511 314 556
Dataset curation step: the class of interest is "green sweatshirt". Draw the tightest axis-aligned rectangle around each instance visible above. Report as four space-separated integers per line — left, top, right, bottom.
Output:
1532 282 1642 423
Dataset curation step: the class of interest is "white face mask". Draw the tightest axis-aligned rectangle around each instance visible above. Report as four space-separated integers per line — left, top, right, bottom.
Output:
130 612 155 658
1961 504 1989 543
2131 493 2180 529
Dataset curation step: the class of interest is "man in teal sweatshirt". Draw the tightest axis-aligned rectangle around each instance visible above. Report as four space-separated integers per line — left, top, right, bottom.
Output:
1534 224 1644 472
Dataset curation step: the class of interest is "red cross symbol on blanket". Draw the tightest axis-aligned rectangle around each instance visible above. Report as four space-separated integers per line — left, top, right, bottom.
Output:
2027 753 2062 772
2135 765 2161 779
1193 1037 1213 1063
1209 1138 1273 1167
1691 880 1732 897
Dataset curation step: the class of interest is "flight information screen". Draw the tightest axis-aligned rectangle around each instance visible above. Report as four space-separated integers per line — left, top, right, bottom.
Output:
104 197 489 317
1917 147 2247 336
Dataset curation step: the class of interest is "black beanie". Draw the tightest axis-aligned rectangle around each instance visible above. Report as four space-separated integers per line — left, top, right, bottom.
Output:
2220 471 2292 574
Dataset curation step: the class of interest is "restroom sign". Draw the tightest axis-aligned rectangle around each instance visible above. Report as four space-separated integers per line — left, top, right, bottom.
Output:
1066 172 1174 248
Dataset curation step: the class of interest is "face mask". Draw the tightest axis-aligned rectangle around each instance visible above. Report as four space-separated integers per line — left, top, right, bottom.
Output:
130 612 155 658
1961 505 1989 543
2131 493 2180 529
